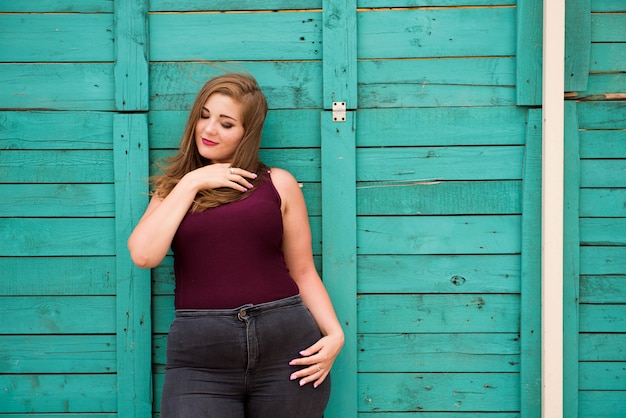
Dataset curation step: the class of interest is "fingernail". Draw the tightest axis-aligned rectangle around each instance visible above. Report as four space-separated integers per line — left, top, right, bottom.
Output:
290 374 297 381
299 351 306 355
299 380 306 386
289 361 296 365
314 383 319 389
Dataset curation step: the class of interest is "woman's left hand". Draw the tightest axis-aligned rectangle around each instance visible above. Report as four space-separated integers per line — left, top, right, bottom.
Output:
289 332 344 388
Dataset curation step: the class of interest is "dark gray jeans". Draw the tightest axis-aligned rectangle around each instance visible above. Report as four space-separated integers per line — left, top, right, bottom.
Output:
161 295 331 417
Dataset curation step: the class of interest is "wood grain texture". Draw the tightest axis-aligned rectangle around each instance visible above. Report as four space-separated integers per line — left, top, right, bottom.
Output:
358 372 519 412
0 64 115 110
0 111 113 150
358 294 520 333
358 333 520 372
0 14 114 63
149 62 322 110
357 8 515 59
0 374 117 413
150 12 322 62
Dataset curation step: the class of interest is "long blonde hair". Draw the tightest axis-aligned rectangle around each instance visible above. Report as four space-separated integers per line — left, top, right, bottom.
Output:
153 73 269 211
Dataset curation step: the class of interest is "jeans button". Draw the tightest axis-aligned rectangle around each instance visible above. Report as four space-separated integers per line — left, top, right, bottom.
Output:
237 310 247 321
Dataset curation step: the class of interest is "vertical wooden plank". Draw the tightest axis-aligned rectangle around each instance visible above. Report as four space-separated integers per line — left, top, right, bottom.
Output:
321 1 357 416
517 0 543 105
322 0 357 109
114 0 149 111
520 109 542 417
563 101 580 418
114 113 152 417
564 0 591 93
321 112 357 418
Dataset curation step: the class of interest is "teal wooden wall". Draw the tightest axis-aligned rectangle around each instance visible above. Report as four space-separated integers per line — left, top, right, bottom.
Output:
0 1 151 416
1 0 622 417
564 1 626 416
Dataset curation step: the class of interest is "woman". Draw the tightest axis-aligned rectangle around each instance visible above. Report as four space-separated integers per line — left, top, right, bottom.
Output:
128 73 344 417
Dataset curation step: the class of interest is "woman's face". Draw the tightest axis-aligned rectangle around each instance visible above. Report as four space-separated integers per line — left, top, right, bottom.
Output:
195 93 245 164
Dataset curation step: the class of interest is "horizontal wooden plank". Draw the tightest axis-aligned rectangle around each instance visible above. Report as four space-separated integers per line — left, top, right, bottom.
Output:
152 258 175 295
357 180 522 215
357 146 523 181
0 374 117 413
357 254 520 293
581 246 626 275
580 362 626 391
0 111 113 150
0 218 115 256
152 335 167 365
353 414 520 418
357 8 515 58
150 148 321 182
0 184 114 217
590 43 626 73
149 0 322 11
581 218 626 245
575 73 626 99
357 215 521 255
580 304 626 333
0 257 115 295
359 57 515 86
580 159 626 187
0 64 115 111
358 294 520 333
359 0 517 5
580 333 626 361
358 372 519 412
581 276 626 304
0 335 115 373
149 109 321 149
358 333 520 372
0 1 113 12
149 12 321 61
592 13 626 42
0 14 114 63
0 150 113 183
0 296 115 334
359 83 516 108
579 391 626 417
149 62 322 110
591 0 626 12
580 130 626 159
152 295 175 333
356 106 526 146
577 101 626 129
0 415 116 418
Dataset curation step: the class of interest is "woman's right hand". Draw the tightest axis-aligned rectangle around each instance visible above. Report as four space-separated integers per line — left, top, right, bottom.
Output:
128 163 259 268
184 163 258 193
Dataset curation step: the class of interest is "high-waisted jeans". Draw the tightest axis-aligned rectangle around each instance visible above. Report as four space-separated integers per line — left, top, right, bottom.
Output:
160 295 331 417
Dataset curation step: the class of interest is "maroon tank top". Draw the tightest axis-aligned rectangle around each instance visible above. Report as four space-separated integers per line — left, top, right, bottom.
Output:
171 171 299 309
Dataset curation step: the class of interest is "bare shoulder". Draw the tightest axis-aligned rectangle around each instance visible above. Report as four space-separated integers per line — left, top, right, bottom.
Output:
269 167 300 194
268 167 305 210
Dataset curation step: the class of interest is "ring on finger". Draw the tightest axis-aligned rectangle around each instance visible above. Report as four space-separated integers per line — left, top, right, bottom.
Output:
317 365 321 372
230 167 235 174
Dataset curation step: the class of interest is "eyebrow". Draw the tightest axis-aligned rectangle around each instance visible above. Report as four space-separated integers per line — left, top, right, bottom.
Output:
201 106 238 122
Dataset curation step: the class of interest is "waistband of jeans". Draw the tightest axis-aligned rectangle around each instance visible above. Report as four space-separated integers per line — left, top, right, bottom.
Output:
175 294 303 318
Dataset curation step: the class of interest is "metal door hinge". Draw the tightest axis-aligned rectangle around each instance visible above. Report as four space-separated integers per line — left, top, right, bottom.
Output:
332 101 346 122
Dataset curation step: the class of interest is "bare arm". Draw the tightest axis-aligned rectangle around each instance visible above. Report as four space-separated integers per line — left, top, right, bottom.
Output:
270 168 344 388
128 163 256 268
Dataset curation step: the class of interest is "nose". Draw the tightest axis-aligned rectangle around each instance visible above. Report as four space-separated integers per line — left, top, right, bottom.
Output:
202 119 218 135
